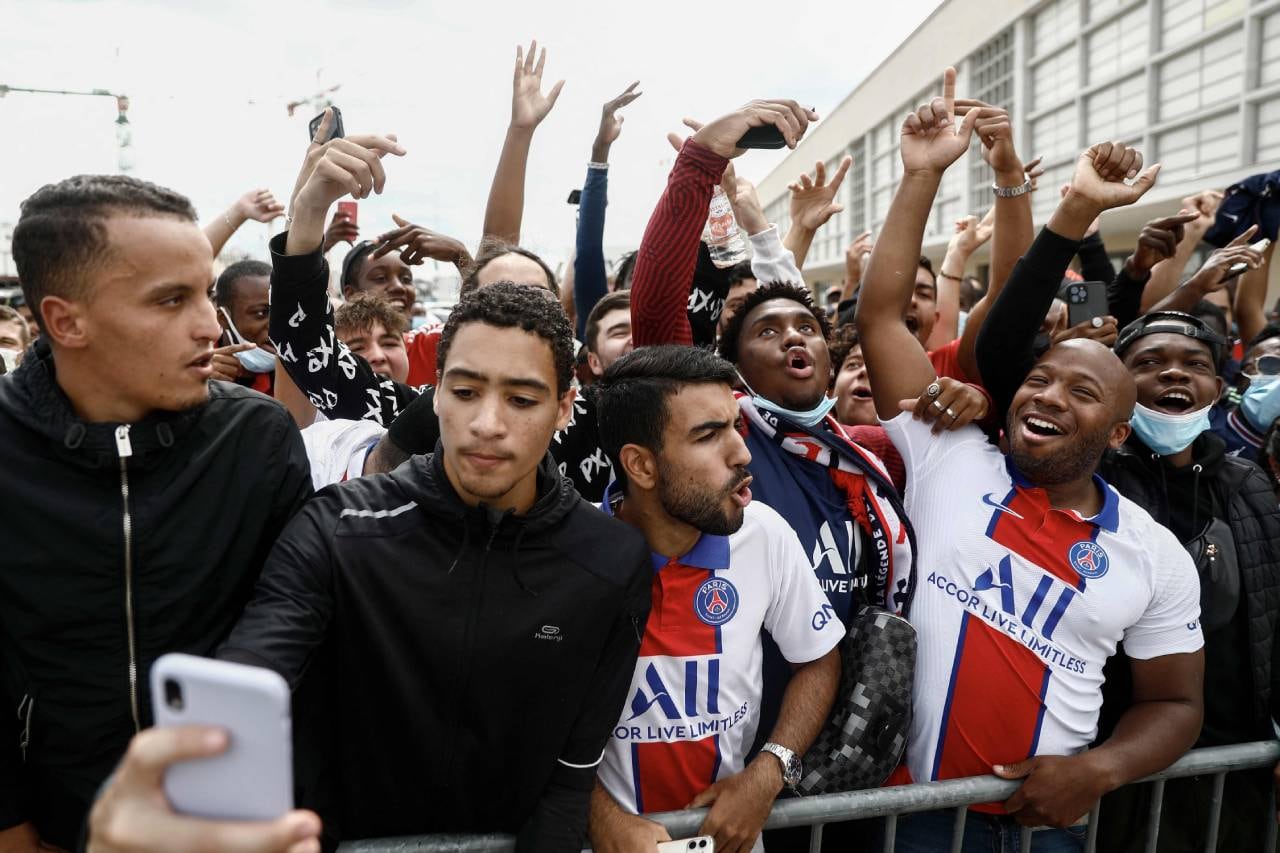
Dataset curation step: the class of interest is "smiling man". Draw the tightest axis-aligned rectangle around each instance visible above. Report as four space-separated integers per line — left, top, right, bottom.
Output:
0 174 312 850
860 78 1204 851
220 283 651 851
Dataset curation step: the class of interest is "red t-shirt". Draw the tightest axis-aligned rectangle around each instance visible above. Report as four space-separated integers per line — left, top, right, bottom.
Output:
404 327 441 387
928 338 971 384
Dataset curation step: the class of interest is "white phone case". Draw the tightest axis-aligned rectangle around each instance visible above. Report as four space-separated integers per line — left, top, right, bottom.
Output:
656 838 715 853
149 653 293 821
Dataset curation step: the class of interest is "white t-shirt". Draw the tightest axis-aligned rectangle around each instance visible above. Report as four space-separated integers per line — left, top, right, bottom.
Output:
880 413 1202 790
300 417 385 489
597 500 844 817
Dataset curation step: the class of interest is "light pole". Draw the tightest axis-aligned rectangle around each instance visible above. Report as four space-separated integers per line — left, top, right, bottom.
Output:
0 84 133 172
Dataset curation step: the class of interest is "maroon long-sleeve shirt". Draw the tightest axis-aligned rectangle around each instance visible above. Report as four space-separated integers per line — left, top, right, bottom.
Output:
630 139 729 346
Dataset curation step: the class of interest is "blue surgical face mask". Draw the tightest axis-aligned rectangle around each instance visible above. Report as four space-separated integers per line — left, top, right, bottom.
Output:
1241 374 1280 433
410 315 431 330
219 307 276 374
234 346 277 375
1129 402 1212 456
751 393 837 428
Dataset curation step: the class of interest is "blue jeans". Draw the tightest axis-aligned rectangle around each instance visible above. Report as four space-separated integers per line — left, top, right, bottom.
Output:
881 809 1086 853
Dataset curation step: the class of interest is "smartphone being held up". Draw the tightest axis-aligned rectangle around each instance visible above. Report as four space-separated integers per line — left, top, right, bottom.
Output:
308 106 344 143
1064 281 1109 328
337 200 359 228
150 654 293 821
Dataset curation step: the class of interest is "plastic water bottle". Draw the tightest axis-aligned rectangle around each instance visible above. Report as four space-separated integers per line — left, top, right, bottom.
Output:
703 185 749 269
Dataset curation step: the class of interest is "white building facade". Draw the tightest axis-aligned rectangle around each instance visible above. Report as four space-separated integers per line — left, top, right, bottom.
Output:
757 0 1280 300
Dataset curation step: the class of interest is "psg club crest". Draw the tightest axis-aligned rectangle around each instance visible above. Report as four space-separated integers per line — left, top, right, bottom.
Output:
1069 541 1109 580
695 577 739 626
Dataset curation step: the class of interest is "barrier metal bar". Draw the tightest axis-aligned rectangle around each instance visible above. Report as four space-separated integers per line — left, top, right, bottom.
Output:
1143 778 1166 853
1203 772 1226 852
339 741 1280 852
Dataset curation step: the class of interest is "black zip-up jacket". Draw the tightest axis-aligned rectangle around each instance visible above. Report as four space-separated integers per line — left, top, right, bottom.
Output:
0 340 312 848
219 447 651 850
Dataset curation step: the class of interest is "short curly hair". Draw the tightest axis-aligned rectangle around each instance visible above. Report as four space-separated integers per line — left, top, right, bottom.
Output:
437 281 574 394
827 323 861 372
335 295 408 339
13 174 198 333
717 281 832 364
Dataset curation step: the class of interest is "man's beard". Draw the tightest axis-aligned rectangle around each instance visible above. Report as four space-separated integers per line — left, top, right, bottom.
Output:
1008 417 1112 487
656 460 749 536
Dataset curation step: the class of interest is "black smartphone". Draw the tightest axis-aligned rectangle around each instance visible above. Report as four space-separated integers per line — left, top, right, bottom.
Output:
308 106 344 143
736 125 787 150
567 189 582 205
1065 281 1109 327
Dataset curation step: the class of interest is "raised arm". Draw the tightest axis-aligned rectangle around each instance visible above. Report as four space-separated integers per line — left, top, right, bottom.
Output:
928 209 993 350
1234 237 1275 346
574 82 642 338
782 155 852 270
858 68 980 418
1151 227 1264 315
976 143 1163 419
482 40 564 245
953 100 1033 382
1138 190 1223 312
203 188 285 258
631 100 816 346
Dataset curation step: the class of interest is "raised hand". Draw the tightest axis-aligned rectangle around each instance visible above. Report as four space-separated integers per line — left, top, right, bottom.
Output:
593 81 642 161
729 176 769 236
371 214 472 267
236 189 285 224
949 210 994 257
322 210 360 253
1067 142 1161 212
1182 188 1225 239
1124 210 1202 277
900 68 981 176
955 99 1020 177
845 231 874 283
511 40 565 131
1024 156 1046 191
1184 225 1264 295
788 155 853 232
691 100 818 159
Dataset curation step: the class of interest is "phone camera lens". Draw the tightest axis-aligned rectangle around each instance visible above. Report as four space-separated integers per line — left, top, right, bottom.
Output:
163 678 184 711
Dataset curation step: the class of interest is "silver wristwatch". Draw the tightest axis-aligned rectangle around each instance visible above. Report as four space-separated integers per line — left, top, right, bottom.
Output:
992 178 1033 198
761 742 802 789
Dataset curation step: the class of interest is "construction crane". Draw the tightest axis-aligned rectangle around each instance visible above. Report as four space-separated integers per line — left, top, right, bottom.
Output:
0 84 133 172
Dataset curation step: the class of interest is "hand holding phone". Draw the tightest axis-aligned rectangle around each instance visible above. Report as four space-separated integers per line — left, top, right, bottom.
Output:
150 654 293 821
308 106 344 143
1064 281 1110 328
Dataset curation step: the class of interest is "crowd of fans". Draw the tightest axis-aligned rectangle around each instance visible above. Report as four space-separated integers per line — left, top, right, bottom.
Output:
2 43 1279 853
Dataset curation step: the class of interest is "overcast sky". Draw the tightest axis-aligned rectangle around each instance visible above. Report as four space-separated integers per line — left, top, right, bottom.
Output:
1 0 944 280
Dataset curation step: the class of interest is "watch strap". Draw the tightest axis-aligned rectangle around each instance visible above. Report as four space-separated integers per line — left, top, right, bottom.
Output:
992 178 1033 198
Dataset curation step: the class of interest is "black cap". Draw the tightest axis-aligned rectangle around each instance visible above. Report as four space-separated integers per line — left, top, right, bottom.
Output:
1115 310 1228 368
340 240 378 291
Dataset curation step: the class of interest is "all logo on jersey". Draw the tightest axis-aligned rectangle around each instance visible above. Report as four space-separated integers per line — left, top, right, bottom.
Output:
695 578 739 626
1069 541 1109 579
628 660 721 721
971 555 1077 641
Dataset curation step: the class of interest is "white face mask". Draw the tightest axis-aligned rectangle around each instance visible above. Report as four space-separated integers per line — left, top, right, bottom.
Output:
1128 402 1212 456
218 307 276 374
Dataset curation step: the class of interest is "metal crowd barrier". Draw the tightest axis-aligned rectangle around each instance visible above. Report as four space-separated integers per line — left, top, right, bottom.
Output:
339 740 1280 853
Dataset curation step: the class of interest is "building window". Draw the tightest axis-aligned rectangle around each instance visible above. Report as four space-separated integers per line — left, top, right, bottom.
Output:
869 118 900 234
1085 5 1149 85
1031 45 1080 113
849 138 867 234
1032 161 1076 222
1086 0 1129 23
1158 0 1245 50
1086 73 1147 142
1031 108 1081 164
1031 0 1080 58
968 28 1016 212
1155 109 1239 182
1257 98 1280 164
1261 10 1280 88
1156 28 1244 123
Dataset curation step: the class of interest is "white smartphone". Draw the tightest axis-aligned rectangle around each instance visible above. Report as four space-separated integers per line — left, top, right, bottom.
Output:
1228 238 1272 276
657 838 715 853
150 653 293 821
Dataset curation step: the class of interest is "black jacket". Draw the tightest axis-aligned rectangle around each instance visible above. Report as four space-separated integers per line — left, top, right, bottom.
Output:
0 340 312 848
219 448 651 850
1100 435 1280 739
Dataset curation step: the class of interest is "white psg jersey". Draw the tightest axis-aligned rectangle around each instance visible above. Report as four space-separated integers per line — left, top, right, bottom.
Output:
597 500 844 817
880 413 1202 796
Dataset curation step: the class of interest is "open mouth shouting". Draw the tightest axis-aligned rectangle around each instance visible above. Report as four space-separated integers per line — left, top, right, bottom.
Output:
1150 387 1196 414
1018 411 1068 446
729 474 754 508
784 346 815 380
